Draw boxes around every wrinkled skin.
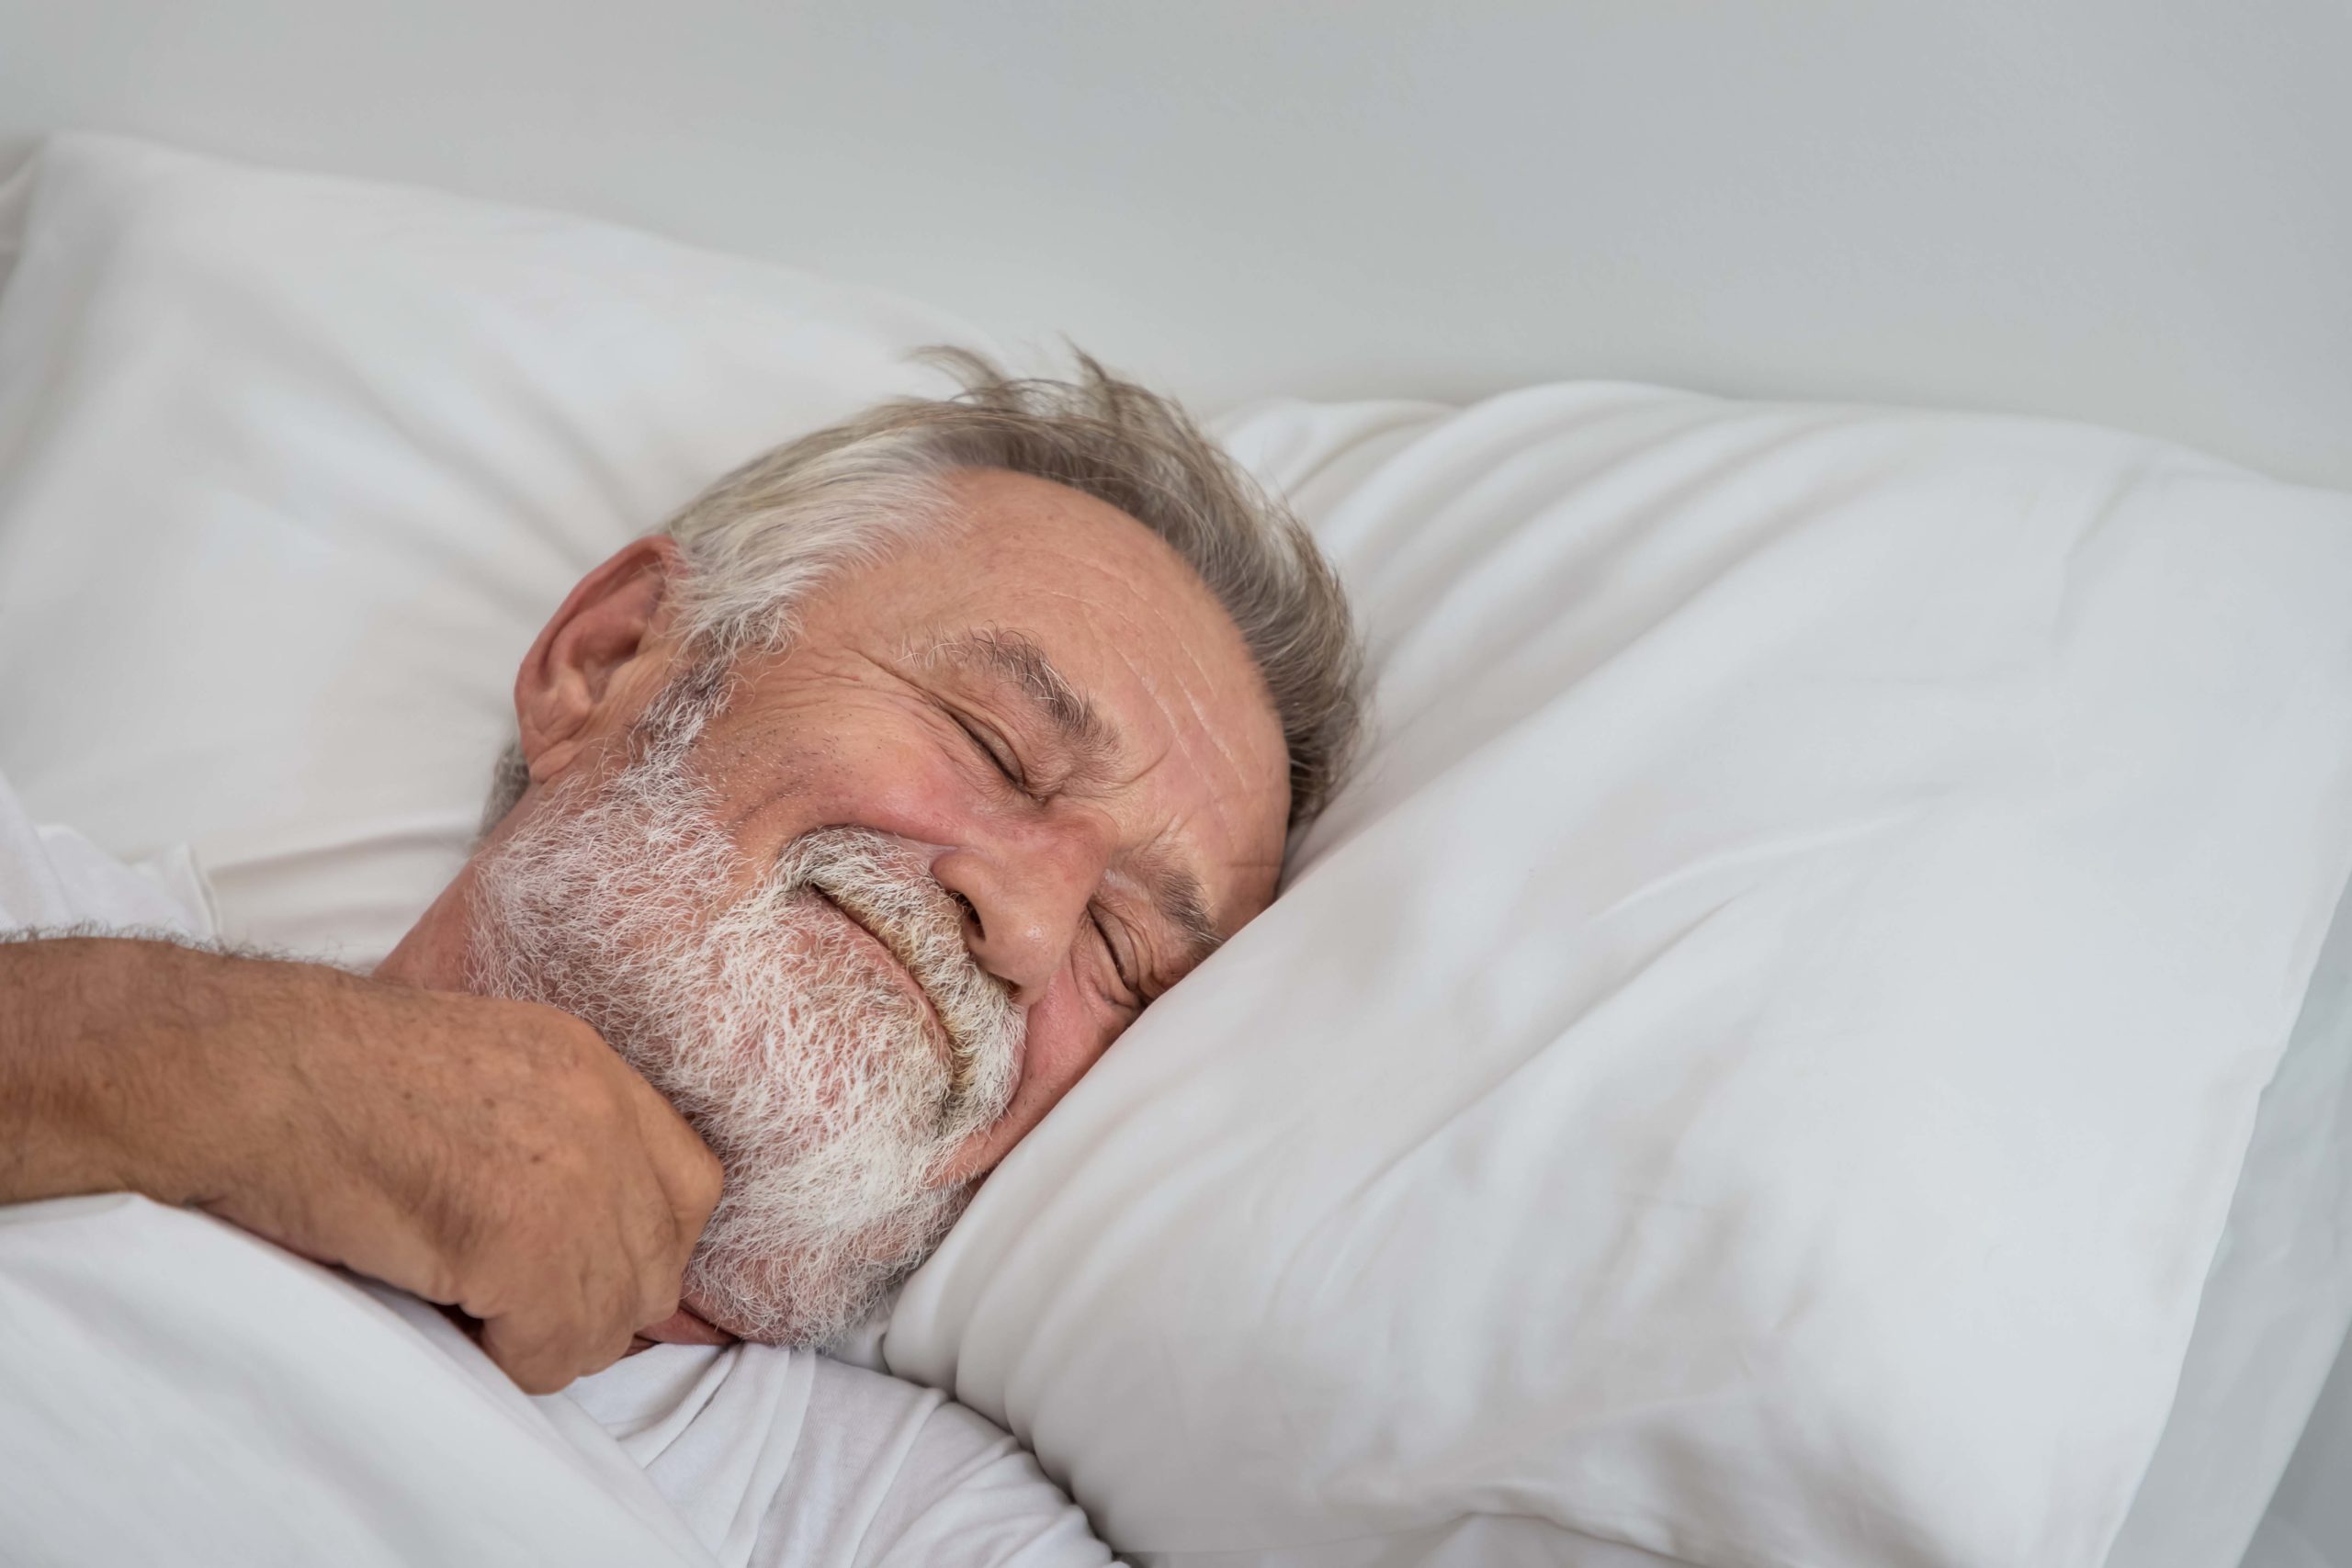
[377,468,1293,1351]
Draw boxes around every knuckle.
[412,1255,469,1309]
[416,1180,496,1285]
[512,1360,569,1396]
[492,1000,609,1077]
[484,1324,572,1395]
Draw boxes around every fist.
[153,953,724,1393]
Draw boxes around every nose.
[930,819,1113,1007]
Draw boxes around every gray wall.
[3,0,2346,488]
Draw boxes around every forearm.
[0,936,279,1207]
[0,932,719,1392]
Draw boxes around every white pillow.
[2117,885,2352,1568]
[0,133,985,961]
[883,392,2352,1568]
[6,135,2352,1568]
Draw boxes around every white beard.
[464,737,1023,1346]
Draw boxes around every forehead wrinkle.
[1122,593,1279,807]
[1080,609,1288,946]
[1137,638,1287,878]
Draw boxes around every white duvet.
[0,1195,718,1567]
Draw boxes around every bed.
[2,8,2349,1565]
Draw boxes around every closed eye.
[1091,906,1142,1004]
[954,712,1027,789]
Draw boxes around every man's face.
[469,468,1291,1342]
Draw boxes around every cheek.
[1015,978,1120,1120]
[937,975,1125,1185]
[726,725,982,850]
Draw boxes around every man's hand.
[0,936,723,1393]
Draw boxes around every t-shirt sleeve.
[786,1355,1117,1568]
[852,1394,1119,1568]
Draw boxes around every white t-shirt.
[0,771,1114,1567]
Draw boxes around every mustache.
[465,756,1021,1344]
[768,828,1023,1134]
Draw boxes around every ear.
[514,536,685,784]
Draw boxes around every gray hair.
[485,348,1363,842]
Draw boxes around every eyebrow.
[935,628,1120,772]
[926,628,1226,976]
[1125,840,1225,976]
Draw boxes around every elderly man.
[0,355,1362,1562]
